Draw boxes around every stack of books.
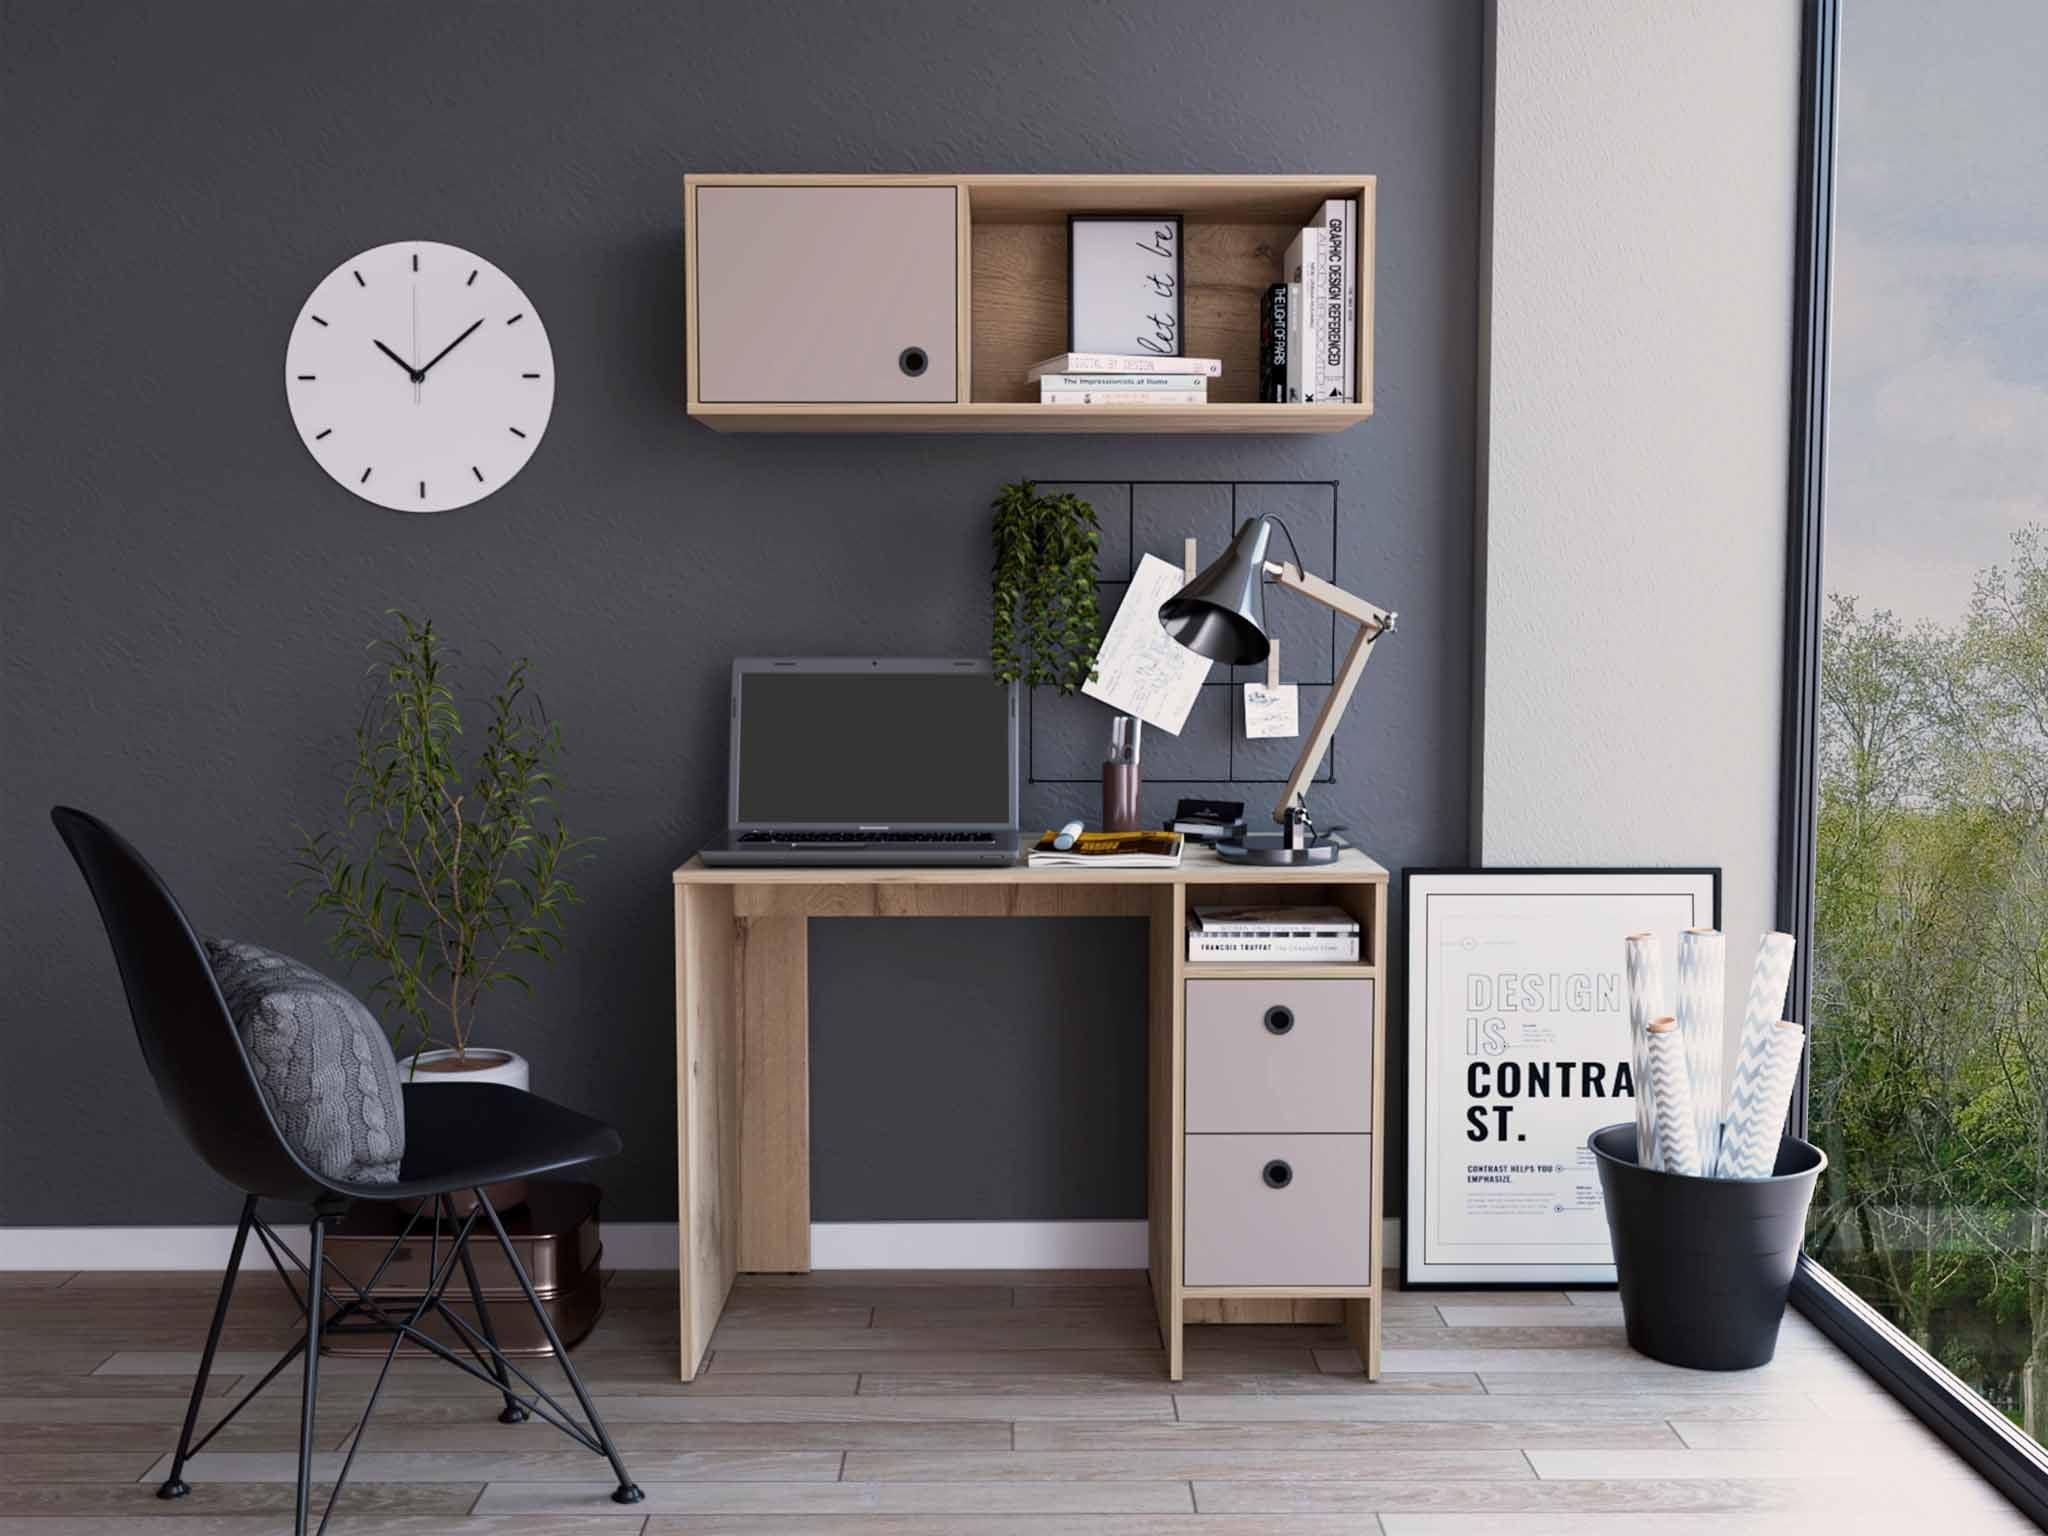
[1186,904,1361,963]
[1027,352,1221,406]
[1265,197,1358,404]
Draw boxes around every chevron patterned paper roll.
[1734,930,1796,1077]
[1644,1017,1701,1176]
[1624,933,1666,1170]
[1675,928,1726,1175]
[1717,1019,1806,1178]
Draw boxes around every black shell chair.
[51,807,643,1534]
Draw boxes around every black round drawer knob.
[898,346,929,377]
[1262,1159,1293,1190]
[1264,1005,1295,1036]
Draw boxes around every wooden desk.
[671,846,1389,1381]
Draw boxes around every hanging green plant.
[990,480,1102,695]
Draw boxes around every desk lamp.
[1159,516,1396,865]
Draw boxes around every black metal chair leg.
[454,1213,528,1424]
[295,1216,327,1536]
[475,1190,642,1505]
[158,1194,257,1499]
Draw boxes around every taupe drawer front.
[1184,1134,1372,1286]
[694,185,958,404]
[1186,979,1373,1133]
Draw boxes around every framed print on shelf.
[1068,214,1184,357]
[1401,867,1721,1289]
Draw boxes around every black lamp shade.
[1158,517,1273,666]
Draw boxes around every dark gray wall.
[0,0,1481,1224]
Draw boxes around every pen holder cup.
[1588,1123,1825,1371]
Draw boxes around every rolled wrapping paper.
[1644,1017,1701,1176]
[1624,933,1666,1170]
[1675,928,1726,1175]
[1717,1020,1806,1179]
[1716,931,1797,1173]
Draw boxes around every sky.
[1824,0,2048,626]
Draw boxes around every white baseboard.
[0,1219,1401,1275]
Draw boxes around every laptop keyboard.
[738,830,999,845]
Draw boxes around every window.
[1787,0,2048,1512]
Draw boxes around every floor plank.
[0,1265,2022,1534]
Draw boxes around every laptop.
[699,658,1022,867]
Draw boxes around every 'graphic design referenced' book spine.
[1310,199,1355,403]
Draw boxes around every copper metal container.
[321,1180,604,1358]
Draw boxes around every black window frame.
[1779,1,2048,1521]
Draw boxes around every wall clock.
[284,241,554,513]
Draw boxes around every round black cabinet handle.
[1262,1159,1293,1190]
[1264,1005,1295,1036]
[898,346,929,377]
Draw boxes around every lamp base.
[1212,833,1342,866]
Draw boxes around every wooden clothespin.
[1183,537,1198,582]
[1266,637,1281,690]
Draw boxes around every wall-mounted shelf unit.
[683,173,1375,435]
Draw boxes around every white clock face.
[284,241,554,513]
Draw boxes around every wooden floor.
[0,1266,2027,1534]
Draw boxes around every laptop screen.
[736,670,1015,826]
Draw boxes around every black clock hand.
[416,318,485,379]
[373,339,423,382]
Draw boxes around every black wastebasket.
[1589,1122,1826,1370]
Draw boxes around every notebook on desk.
[698,657,1022,867]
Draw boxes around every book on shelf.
[1284,280,1303,404]
[1310,198,1356,404]
[1036,374,1208,391]
[1259,282,1289,404]
[1026,352,1224,380]
[1028,829,1184,868]
[1040,386,1208,405]
[1283,225,1326,402]
[1187,903,1361,962]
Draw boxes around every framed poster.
[1068,214,1183,357]
[1402,867,1720,1288]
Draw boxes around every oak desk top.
[673,845,1389,886]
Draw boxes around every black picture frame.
[1398,865,1723,1291]
[1066,213,1185,358]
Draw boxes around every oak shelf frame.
[683,172,1376,435]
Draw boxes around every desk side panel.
[738,915,811,1271]
[1148,882,1184,1379]
[677,881,740,1379]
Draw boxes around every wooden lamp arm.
[1264,561,1395,827]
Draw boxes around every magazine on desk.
[1028,830,1184,868]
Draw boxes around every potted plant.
[295,612,591,1119]
[989,480,1102,695]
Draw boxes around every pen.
[1052,819,1086,851]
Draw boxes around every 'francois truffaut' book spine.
[1259,283,1289,404]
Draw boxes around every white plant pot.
[406,1046,529,1091]
[398,1047,532,1214]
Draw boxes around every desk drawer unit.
[1184,1133,1374,1286]
[1185,979,1373,1132]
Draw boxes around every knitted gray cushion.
[203,939,406,1186]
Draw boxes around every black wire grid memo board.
[1023,481,1342,786]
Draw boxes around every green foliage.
[989,480,1101,695]
[293,613,591,1065]
[1809,531,2048,1437]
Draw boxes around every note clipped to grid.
[1243,683,1299,738]
[1083,553,1212,734]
